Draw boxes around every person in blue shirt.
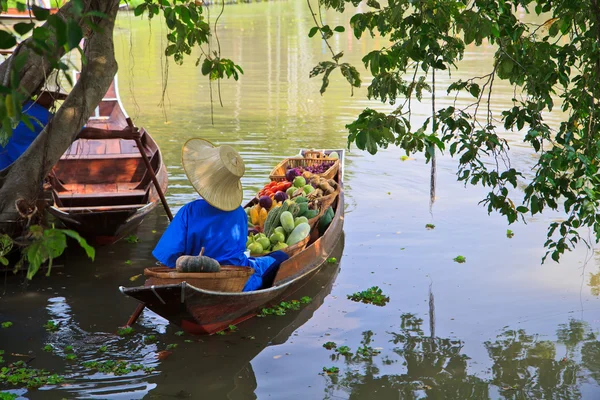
[0,88,67,170]
[152,138,288,292]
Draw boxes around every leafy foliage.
[311,0,600,261]
[347,286,390,306]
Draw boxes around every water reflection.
[321,314,599,399]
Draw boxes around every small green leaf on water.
[1,322,12,329]
[117,326,134,336]
[387,192,391,195]
[65,353,77,361]
[323,341,337,350]
[43,345,53,352]
[184,339,193,343]
[99,346,108,352]
[453,255,466,263]
[400,155,409,161]
[166,343,178,350]
[152,230,157,234]
[336,345,352,356]
[322,366,339,374]
[216,331,226,336]
[425,224,435,230]
[400,247,405,250]
[174,331,184,336]
[506,229,514,238]
[326,257,337,264]
[64,346,73,353]
[124,260,132,265]
[228,325,238,332]
[300,296,312,304]
[125,235,140,243]
[144,335,157,344]
[129,274,142,282]
[43,320,58,332]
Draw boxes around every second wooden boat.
[120,150,344,334]
[47,74,168,245]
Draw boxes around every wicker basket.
[315,186,340,212]
[143,266,253,292]
[269,157,339,182]
[251,233,310,259]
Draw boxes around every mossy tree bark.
[0,0,120,231]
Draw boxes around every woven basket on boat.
[251,234,310,259]
[143,266,253,292]
[315,186,340,212]
[269,157,339,182]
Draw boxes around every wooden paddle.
[125,117,173,327]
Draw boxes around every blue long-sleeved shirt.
[152,199,287,291]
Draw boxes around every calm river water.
[2,2,600,399]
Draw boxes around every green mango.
[274,226,285,236]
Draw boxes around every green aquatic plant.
[323,342,337,350]
[1,322,12,329]
[336,346,352,356]
[326,257,337,263]
[0,361,63,388]
[0,350,4,364]
[82,360,143,376]
[322,366,339,374]
[166,344,178,350]
[507,230,515,239]
[228,325,238,332]
[453,255,467,264]
[42,345,53,353]
[174,331,184,336]
[215,331,226,336]
[300,296,312,304]
[0,392,17,400]
[347,286,390,306]
[125,235,140,243]
[65,353,76,361]
[64,345,73,352]
[144,335,157,344]
[98,346,108,353]
[426,224,436,230]
[43,321,58,332]
[117,326,134,337]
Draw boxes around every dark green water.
[1,2,600,399]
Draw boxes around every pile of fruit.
[247,198,314,255]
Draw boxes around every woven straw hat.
[182,138,245,211]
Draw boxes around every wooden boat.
[47,73,168,245]
[120,150,344,335]
[0,0,59,20]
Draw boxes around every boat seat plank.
[120,139,140,154]
[80,139,106,155]
[105,139,121,155]
[58,189,146,199]
[60,153,143,160]
[57,204,147,212]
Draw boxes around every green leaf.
[334,25,345,33]
[66,19,83,50]
[134,3,147,17]
[61,229,95,261]
[13,22,35,36]
[0,31,16,49]
[308,26,319,38]
[32,5,50,21]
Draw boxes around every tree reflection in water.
[322,314,599,400]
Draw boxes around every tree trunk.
[0,0,121,231]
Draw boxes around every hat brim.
[181,138,244,212]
